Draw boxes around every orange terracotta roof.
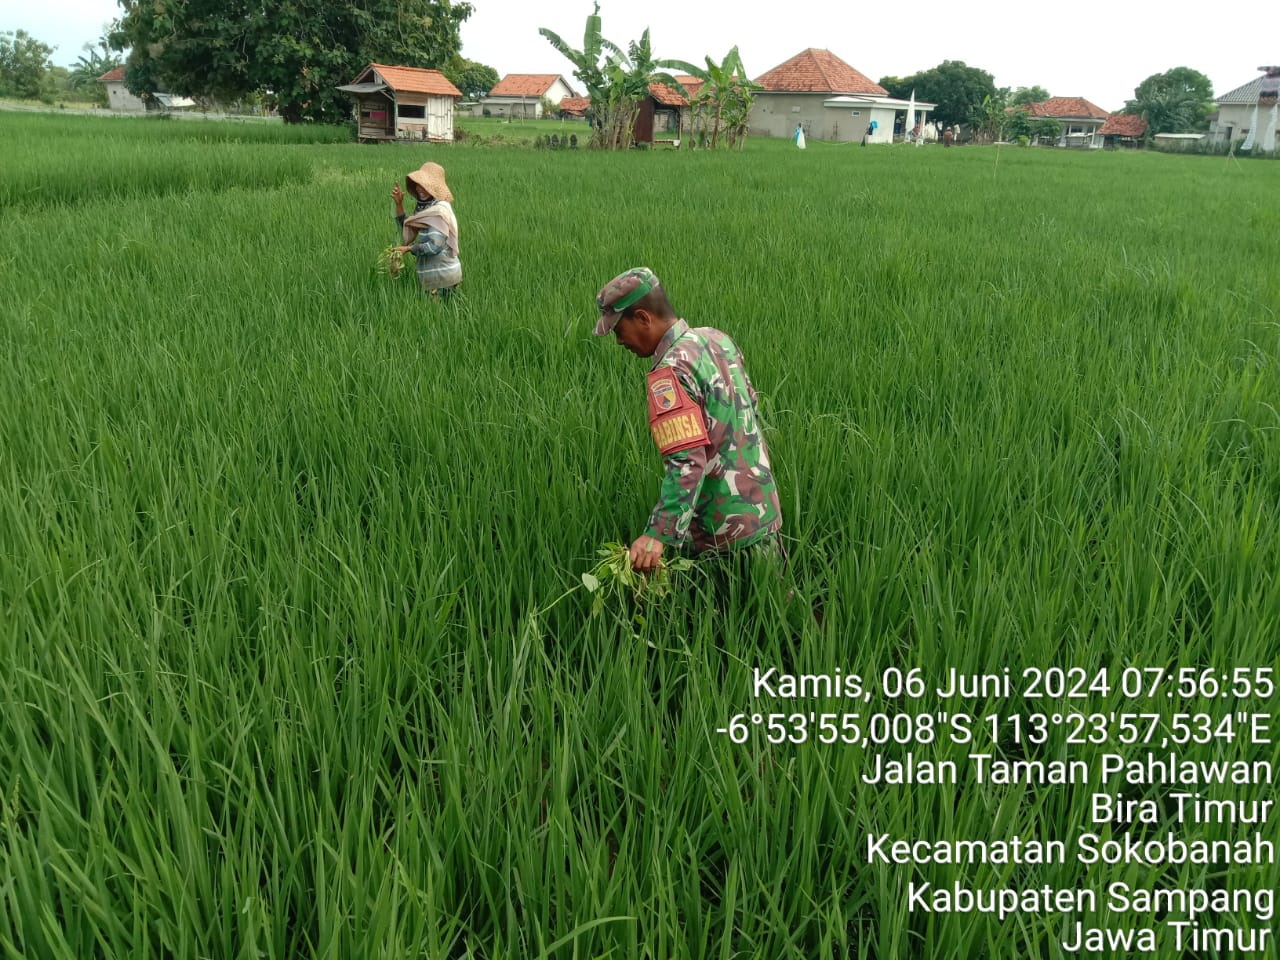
[1023,97,1109,120]
[1098,113,1147,137]
[559,96,590,115]
[755,48,886,95]
[367,63,461,97]
[649,83,689,107]
[673,75,705,99]
[98,66,125,82]
[489,74,565,97]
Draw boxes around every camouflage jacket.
[644,319,782,552]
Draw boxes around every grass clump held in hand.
[580,541,694,618]
[378,244,404,280]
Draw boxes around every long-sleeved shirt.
[644,319,782,552]
[396,205,462,291]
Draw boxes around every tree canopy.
[1011,85,1050,106]
[1124,66,1214,134]
[110,0,473,122]
[879,60,997,131]
[443,56,499,99]
[0,30,55,100]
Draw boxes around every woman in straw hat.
[391,161,461,299]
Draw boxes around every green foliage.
[3,112,1279,958]
[1005,107,1033,141]
[1030,117,1063,143]
[0,29,56,100]
[110,0,473,123]
[540,4,681,148]
[663,46,760,149]
[879,60,997,132]
[971,92,1010,142]
[377,244,405,280]
[442,55,499,99]
[1011,85,1050,106]
[579,543,695,624]
[1124,66,1215,135]
[68,39,121,92]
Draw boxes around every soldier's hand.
[629,534,665,574]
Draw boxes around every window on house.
[398,104,426,119]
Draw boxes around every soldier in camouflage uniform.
[594,267,783,574]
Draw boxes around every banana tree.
[68,39,122,92]
[540,3,618,147]
[662,46,758,149]
[541,5,680,149]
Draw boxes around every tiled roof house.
[1210,69,1279,148]
[481,74,577,118]
[98,65,195,113]
[1017,97,1109,147]
[1097,113,1148,147]
[750,48,932,143]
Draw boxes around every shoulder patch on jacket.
[647,368,708,456]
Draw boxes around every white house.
[97,67,196,112]
[749,49,933,143]
[479,74,578,119]
[1209,69,1279,150]
[1019,97,1110,148]
[97,66,146,112]
[337,63,462,142]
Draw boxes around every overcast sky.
[14,0,1274,112]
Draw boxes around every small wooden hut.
[338,63,462,143]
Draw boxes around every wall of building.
[395,93,455,141]
[105,82,146,113]
[1211,103,1260,143]
[751,93,904,142]
[480,97,544,119]
[545,78,576,105]
[750,93,832,139]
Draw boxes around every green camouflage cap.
[595,267,659,336]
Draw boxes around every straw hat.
[405,162,453,203]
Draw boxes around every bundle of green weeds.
[377,244,404,280]
[580,541,695,617]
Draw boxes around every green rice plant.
[0,115,1277,958]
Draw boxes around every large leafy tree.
[1124,66,1214,134]
[1011,85,1050,106]
[110,0,472,123]
[0,30,55,100]
[540,4,681,149]
[443,56,498,99]
[879,60,997,132]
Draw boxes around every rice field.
[1,111,1278,959]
